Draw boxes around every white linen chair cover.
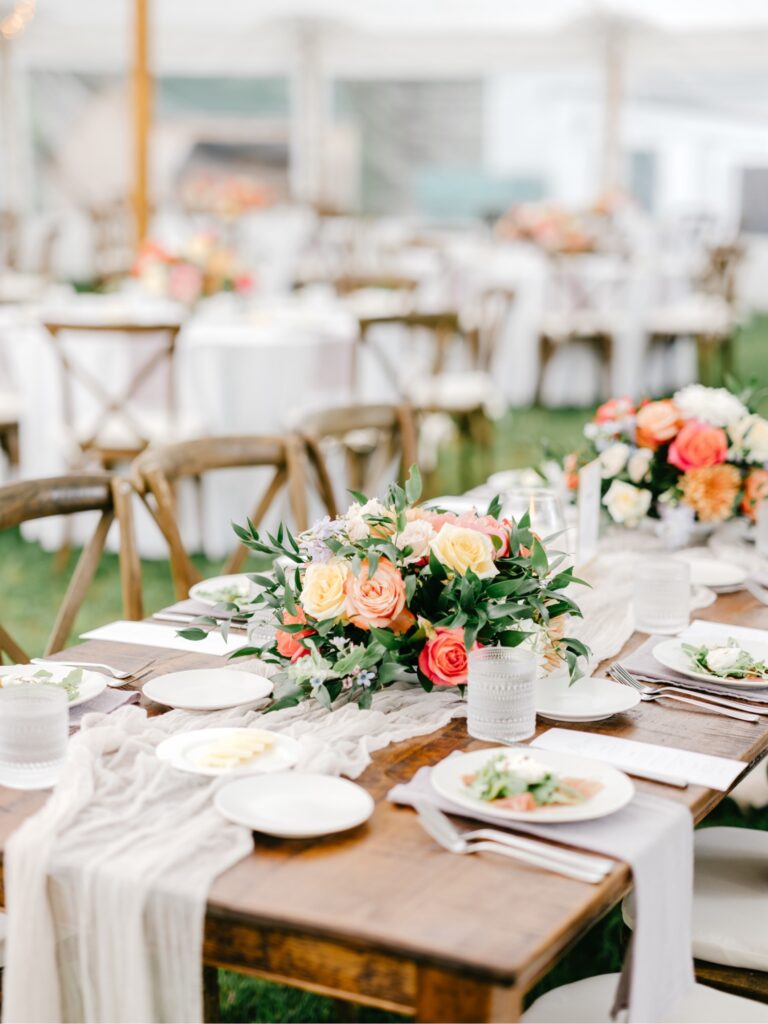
[623,827,768,972]
[523,973,768,1023]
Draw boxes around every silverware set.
[414,800,614,884]
[30,657,154,685]
[608,664,763,722]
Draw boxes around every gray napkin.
[70,689,140,731]
[621,635,768,704]
[389,765,695,1024]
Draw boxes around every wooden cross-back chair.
[43,320,182,469]
[0,474,141,662]
[358,309,464,388]
[467,285,516,372]
[333,273,420,298]
[297,403,419,517]
[129,435,311,600]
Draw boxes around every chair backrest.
[358,309,464,381]
[129,435,311,599]
[333,274,420,297]
[468,286,516,372]
[297,403,419,516]
[43,321,181,465]
[0,474,142,661]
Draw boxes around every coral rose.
[301,560,349,621]
[595,397,635,424]
[679,464,740,522]
[635,400,683,450]
[668,420,728,471]
[430,523,499,579]
[418,627,478,687]
[275,608,313,662]
[741,469,768,522]
[455,511,510,557]
[344,557,410,631]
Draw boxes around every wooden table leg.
[416,966,523,1023]
[203,965,221,1023]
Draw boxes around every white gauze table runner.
[2,668,467,1024]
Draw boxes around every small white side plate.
[536,675,640,722]
[156,727,300,777]
[189,574,260,608]
[215,773,374,838]
[143,669,272,711]
[675,554,747,589]
[431,746,634,824]
[0,663,108,709]
[653,638,768,690]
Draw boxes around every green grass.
[3,317,768,1020]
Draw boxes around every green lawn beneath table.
[2,316,768,1021]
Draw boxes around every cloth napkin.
[69,688,140,731]
[389,764,695,1024]
[621,623,768,703]
[80,620,245,655]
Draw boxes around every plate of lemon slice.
[156,727,301,777]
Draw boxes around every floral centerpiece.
[185,469,588,711]
[496,202,595,254]
[133,233,255,305]
[179,172,274,219]
[566,384,768,543]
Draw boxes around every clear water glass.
[757,499,768,559]
[498,487,566,540]
[633,558,690,635]
[0,684,69,790]
[467,647,538,744]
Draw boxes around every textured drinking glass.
[498,487,566,539]
[633,559,690,635]
[467,647,538,744]
[0,684,69,789]
[757,499,768,559]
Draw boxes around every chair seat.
[646,295,734,338]
[406,371,501,414]
[623,827,768,972]
[540,310,619,339]
[523,972,768,1023]
[0,391,22,423]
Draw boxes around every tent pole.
[131,0,151,244]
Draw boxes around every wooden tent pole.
[132,0,151,244]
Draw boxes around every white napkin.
[389,765,695,1024]
[532,729,746,791]
[69,689,140,731]
[80,620,244,655]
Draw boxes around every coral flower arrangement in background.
[566,384,768,543]
[184,469,587,710]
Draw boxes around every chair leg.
[536,336,554,406]
[202,965,220,1023]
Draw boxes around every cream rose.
[602,480,652,527]
[599,442,630,479]
[429,523,498,579]
[300,560,349,621]
[394,519,436,564]
[627,447,654,484]
[730,413,768,464]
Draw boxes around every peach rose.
[668,420,728,472]
[275,608,313,662]
[418,627,478,687]
[635,400,683,450]
[455,511,510,557]
[344,557,409,631]
[595,396,635,424]
[564,452,579,491]
[407,507,459,532]
[741,469,768,522]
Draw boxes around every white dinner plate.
[675,554,747,590]
[143,669,272,711]
[536,675,640,722]
[0,663,108,709]
[156,727,301,777]
[215,773,374,838]
[431,746,634,824]
[653,638,768,690]
[189,574,260,608]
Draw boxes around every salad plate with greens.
[0,664,108,707]
[189,573,262,610]
[431,747,634,823]
[653,636,768,689]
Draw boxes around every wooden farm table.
[0,593,767,1022]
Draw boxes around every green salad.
[682,638,768,680]
[463,752,597,811]
[196,584,254,607]
[0,668,84,702]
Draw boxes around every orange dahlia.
[678,464,741,523]
[741,469,768,522]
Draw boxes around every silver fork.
[612,663,768,717]
[416,800,614,877]
[609,666,759,722]
[413,801,607,884]
[31,658,153,681]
